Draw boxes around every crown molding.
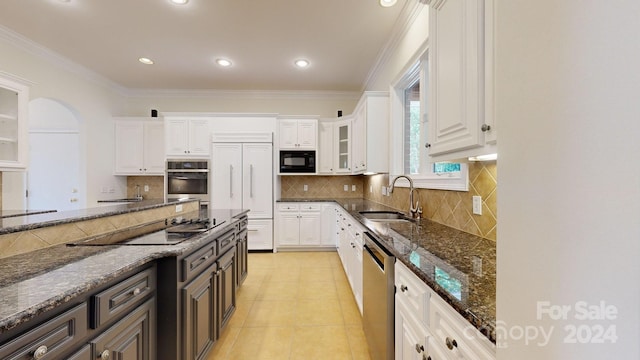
[0,24,128,95]
[124,88,361,101]
[362,0,426,91]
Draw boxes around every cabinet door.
[318,121,334,174]
[320,204,336,246]
[217,249,236,331]
[188,119,210,155]
[395,301,429,360]
[242,143,273,218]
[165,119,189,156]
[296,119,317,149]
[278,119,298,149]
[277,213,300,246]
[247,219,273,250]
[299,212,321,246]
[351,108,365,173]
[91,298,156,360]
[236,229,248,287]
[182,265,216,360]
[0,76,28,169]
[211,143,243,209]
[334,119,351,173]
[142,122,165,174]
[115,121,144,174]
[428,0,484,156]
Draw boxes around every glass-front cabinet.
[335,117,351,173]
[0,76,29,169]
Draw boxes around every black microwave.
[279,150,316,173]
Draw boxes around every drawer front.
[298,203,321,212]
[277,203,299,212]
[395,261,430,326]
[181,241,217,282]
[217,229,237,256]
[67,344,91,360]
[91,268,156,329]
[237,216,248,232]
[0,303,87,360]
[429,294,496,359]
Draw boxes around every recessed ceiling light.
[379,0,397,7]
[138,57,154,65]
[216,58,232,67]
[294,59,310,68]
[170,0,188,4]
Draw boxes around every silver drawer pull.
[100,349,110,359]
[131,288,141,296]
[415,343,424,353]
[32,345,48,360]
[400,285,408,292]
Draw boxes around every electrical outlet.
[344,185,349,192]
[176,204,183,213]
[472,256,483,276]
[144,185,149,192]
[381,186,387,196]
[303,184,308,192]
[472,196,482,215]
[351,185,356,192]
[369,185,373,193]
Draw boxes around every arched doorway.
[27,98,82,211]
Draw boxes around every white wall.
[496,1,640,358]
[0,37,128,208]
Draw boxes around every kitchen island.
[0,200,248,360]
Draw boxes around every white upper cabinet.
[114,118,164,175]
[165,118,210,157]
[334,118,352,173]
[0,76,29,170]
[278,118,317,149]
[351,92,389,174]
[318,120,335,174]
[427,0,496,160]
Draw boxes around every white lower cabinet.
[275,203,324,248]
[247,220,273,250]
[395,261,495,360]
[335,207,363,314]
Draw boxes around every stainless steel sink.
[359,211,413,222]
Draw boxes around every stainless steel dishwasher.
[363,232,395,360]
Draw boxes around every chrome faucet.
[389,175,422,219]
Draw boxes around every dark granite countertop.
[279,198,496,343]
[0,198,199,235]
[0,207,249,334]
[0,210,57,219]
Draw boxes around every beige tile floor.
[207,251,372,360]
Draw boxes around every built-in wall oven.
[166,159,209,206]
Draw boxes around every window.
[389,47,468,191]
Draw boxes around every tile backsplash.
[280,176,364,199]
[127,176,165,200]
[363,161,497,241]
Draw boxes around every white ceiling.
[0,0,409,92]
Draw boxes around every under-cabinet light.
[468,153,498,161]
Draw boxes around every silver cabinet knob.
[425,143,431,149]
[100,349,110,359]
[445,337,458,350]
[132,287,141,296]
[415,343,424,353]
[32,345,48,360]
[481,124,491,132]
[400,285,408,292]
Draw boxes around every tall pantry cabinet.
[211,133,273,250]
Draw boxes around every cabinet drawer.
[395,261,430,326]
[91,268,156,328]
[181,241,217,282]
[277,203,299,211]
[217,229,236,256]
[236,216,248,232]
[67,344,91,360]
[0,303,87,360]
[429,294,496,359]
[298,203,321,212]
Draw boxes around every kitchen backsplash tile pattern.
[0,201,199,259]
[127,176,165,200]
[363,161,497,241]
[280,176,364,199]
